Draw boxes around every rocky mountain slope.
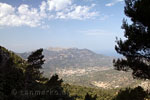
[18,47,113,72]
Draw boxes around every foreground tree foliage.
[84,93,97,100]
[113,0,150,79]
[0,46,120,100]
[113,0,150,99]
[0,47,74,100]
[25,48,47,90]
[0,46,25,100]
[0,44,150,100]
[63,84,117,100]
[113,86,147,100]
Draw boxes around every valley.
[18,47,150,90]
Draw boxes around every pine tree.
[46,74,63,88]
[113,86,147,100]
[0,46,24,100]
[45,74,74,100]
[84,93,97,100]
[114,0,150,79]
[25,48,46,90]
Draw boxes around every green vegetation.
[113,86,147,100]
[1,1,150,99]
[1,0,150,99]
[0,45,150,100]
[61,69,140,88]
[0,46,72,100]
[114,0,150,79]
[0,46,27,70]
[0,46,26,100]
[63,84,150,100]
[63,84,117,100]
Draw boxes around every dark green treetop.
[114,0,150,79]
[27,48,45,69]
[25,48,46,90]
[84,93,97,100]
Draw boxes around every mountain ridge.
[17,47,113,72]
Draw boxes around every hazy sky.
[0,0,126,56]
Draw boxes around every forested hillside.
[17,48,147,89]
[0,46,73,100]
[1,46,150,100]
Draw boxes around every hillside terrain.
[1,46,150,100]
[0,46,26,70]
[17,47,150,89]
[53,67,145,89]
[18,47,113,71]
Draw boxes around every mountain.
[18,47,113,72]
[1,45,150,100]
[17,47,150,89]
[2,46,150,90]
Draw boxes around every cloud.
[56,4,98,20]
[0,0,99,27]
[0,3,43,27]
[39,1,47,18]
[17,4,42,27]
[46,0,98,20]
[47,0,72,11]
[105,0,123,7]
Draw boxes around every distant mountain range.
[18,47,113,72]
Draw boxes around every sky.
[0,0,126,56]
